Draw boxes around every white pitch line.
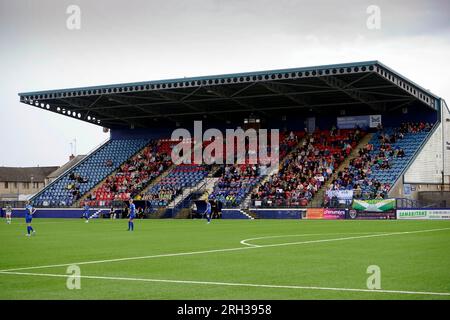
[249,227,450,249]
[0,271,449,297]
[3,221,70,226]
[240,232,386,247]
[0,246,255,273]
[1,227,449,273]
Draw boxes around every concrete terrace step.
[200,177,221,200]
[221,208,254,219]
[169,177,209,207]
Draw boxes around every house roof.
[0,166,59,182]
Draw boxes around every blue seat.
[31,139,149,207]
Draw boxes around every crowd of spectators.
[209,130,303,207]
[66,172,89,201]
[86,140,172,206]
[210,164,259,206]
[326,142,391,201]
[142,164,208,207]
[141,185,181,206]
[327,122,432,201]
[251,129,362,207]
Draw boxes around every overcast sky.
[0,0,449,167]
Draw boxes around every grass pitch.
[0,218,449,300]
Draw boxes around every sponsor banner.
[326,190,353,202]
[403,184,412,196]
[323,208,346,220]
[306,208,324,219]
[250,208,304,219]
[337,115,381,129]
[352,199,396,212]
[347,209,396,220]
[369,115,382,128]
[397,209,450,220]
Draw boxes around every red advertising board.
[306,208,324,219]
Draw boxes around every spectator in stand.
[375,193,384,200]
[137,207,144,219]
[92,140,173,206]
[329,122,427,200]
[252,128,362,207]
[109,206,116,219]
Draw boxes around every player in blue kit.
[205,200,212,224]
[127,199,135,231]
[24,201,36,236]
[82,202,90,223]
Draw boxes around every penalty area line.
[0,271,449,297]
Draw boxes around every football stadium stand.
[326,122,432,203]
[208,131,304,207]
[18,61,450,215]
[84,139,174,206]
[142,164,209,207]
[31,139,148,207]
[251,129,363,207]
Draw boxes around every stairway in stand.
[309,133,373,207]
[241,134,308,208]
[74,142,151,207]
[74,167,121,207]
[199,177,221,200]
[138,163,176,195]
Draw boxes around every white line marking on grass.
[0,247,256,272]
[5,221,70,226]
[1,227,449,273]
[248,227,450,249]
[240,232,386,247]
[1,271,449,297]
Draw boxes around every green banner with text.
[352,199,396,212]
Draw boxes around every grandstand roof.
[18,61,441,129]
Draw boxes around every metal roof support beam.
[319,75,385,112]
[342,72,374,89]
[55,95,131,127]
[260,82,311,108]
[389,99,416,112]
[84,95,139,127]
[152,91,202,112]
[152,90,227,121]
[101,97,411,122]
[78,85,397,112]
[108,94,178,123]
[205,86,269,117]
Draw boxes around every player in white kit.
[5,204,12,224]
